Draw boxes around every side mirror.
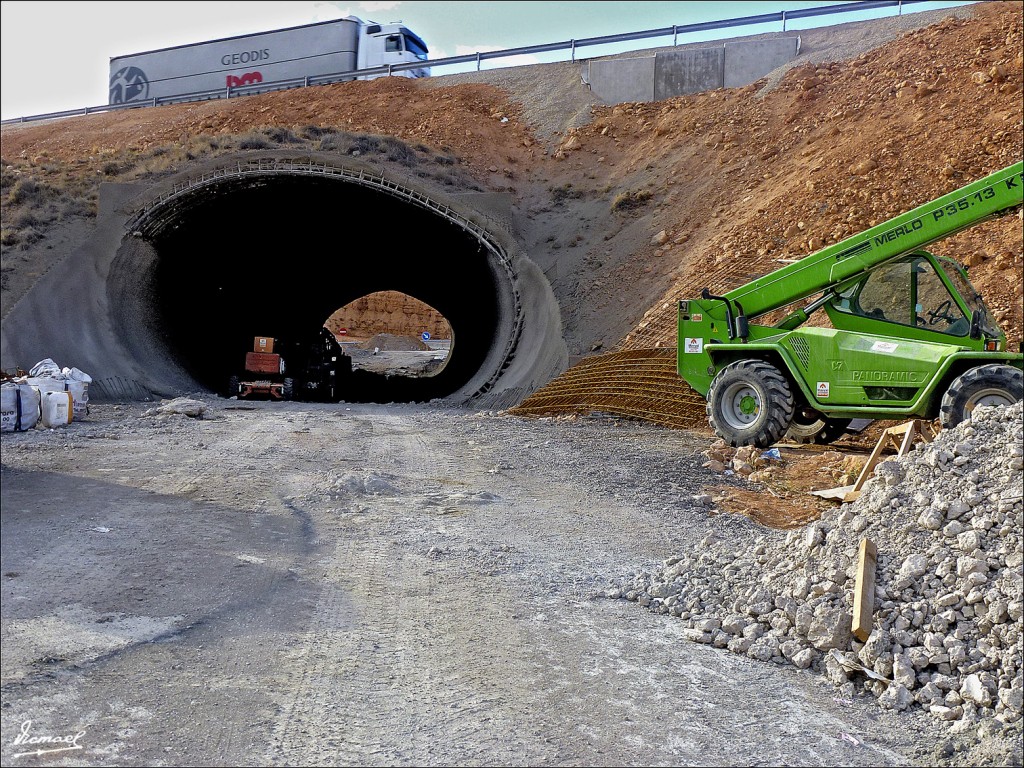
[969,309,983,340]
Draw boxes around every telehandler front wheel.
[940,364,1023,429]
[707,360,794,448]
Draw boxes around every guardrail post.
[476,52,481,71]
[782,10,787,31]
[898,0,903,14]
[571,39,576,62]
[673,25,678,46]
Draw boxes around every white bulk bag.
[62,367,93,383]
[1,382,41,432]
[29,358,62,378]
[64,379,89,419]
[24,376,66,396]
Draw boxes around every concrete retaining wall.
[588,36,799,104]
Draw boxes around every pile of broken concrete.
[611,400,1023,733]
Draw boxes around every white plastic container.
[1,382,41,431]
[40,390,73,428]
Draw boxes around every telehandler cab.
[678,161,1024,447]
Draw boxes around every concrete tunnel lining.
[0,153,568,406]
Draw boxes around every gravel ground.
[0,397,1004,766]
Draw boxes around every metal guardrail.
[2,0,951,126]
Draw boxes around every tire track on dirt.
[267,410,565,765]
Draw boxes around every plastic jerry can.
[40,390,73,428]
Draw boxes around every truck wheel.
[940,364,1023,429]
[707,360,794,448]
[282,377,295,401]
[227,375,240,398]
[785,412,853,445]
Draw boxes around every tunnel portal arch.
[117,156,525,403]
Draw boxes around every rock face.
[614,401,1024,734]
[325,291,450,341]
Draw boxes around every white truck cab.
[355,19,430,79]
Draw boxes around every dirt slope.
[1,1,1021,377]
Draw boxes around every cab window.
[385,35,402,53]
[404,35,428,59]
[835,256,969,336]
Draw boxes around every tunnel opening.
[326,290,453,380]
[142,172,507,403]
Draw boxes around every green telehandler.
[677,161,1024,447]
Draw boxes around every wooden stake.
[852,538,877,642]
[842,420,935,502]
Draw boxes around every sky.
[0,0,972,121]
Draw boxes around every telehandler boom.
[677,161,1023,447]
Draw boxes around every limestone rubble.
[613,401,1023,736]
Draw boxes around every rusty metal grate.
[509,348,709,429]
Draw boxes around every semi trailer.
[109,16,429,106]
[677,161,1024,447]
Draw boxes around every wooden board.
[852,538,877,642]
[812,419,937,503]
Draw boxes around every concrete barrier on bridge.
[724,37,801,88]
[587,56,655,105]
[587,36,800,104]
[654,47,725,102]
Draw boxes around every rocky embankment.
[611,401,1023,738]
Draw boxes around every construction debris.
[813,420,937,502]
[609,401,1023,731]
[143,398,209,418]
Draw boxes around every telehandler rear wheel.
[940,364,1023,428]
[707,360,794,448]
[785,411,853,445]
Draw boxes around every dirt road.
[1,400,957,765]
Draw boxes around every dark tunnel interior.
[148,176,503,402]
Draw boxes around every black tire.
[282,377,295,401]
[707,359,794,448]
[227,375,240,398]
[940,364,1023,429]
[785,411,853,445]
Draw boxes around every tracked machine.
[677,162,1024,447]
